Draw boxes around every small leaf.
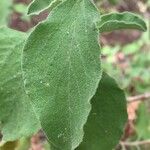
[28,0,62,15]
[0,0,12,26]
[76,73,127,150]
[13,4,28,15]
[0,27,40,142]
[97,12,147,33]
[22,0,101,149]
[135,102,150,139]
[0,141,18,150]
[15,137,31,150]
[0,137,30,150]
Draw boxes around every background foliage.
[0,0,149,150]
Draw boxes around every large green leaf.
[22,0,101,149]
[77,73,127,150]
[97,12,147,33]
[0,0,12,26]
[28,0,62,15]
[0,27,40,142]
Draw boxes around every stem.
[127,92,150,102]
[120,140,150,147]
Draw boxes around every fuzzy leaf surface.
[97,12,147,33]
[22,0,101,149]
[0,27,40,142]
[77,73,127,150]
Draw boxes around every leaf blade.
[22,0,101,149]
[77,73,127,150]
[0,27,40,142]
[0,0,12,26]
[27,0,62,15]
[136,102,150,139]
[97,12,147,33]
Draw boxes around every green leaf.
[22,0,101,149]
[28,0,62,15]
[13,4,28,15]
[97,12,147,33]
[76,73,127,150]
[0,27,40,142]
[135,102,150,139]
[44,141,51,150]
[0,137,30,150]
[0,0,12,26]
[0,141,17,150]
[15,137,31,150]
[28,0,53,15]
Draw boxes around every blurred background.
[0,0,150,149]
